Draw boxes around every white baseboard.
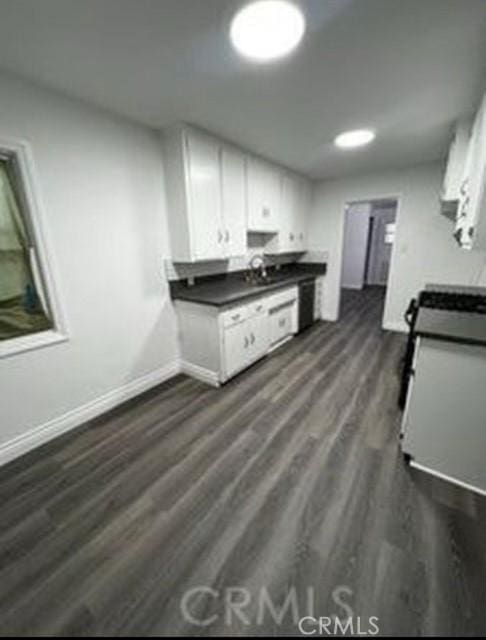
[180,360,220,387]
[268,334,293,353]
[410,461,486,498]
[0,359,181,468]
[382,320,407,334]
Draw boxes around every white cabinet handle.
[299,232,304,240]
[250,333,255,344]
[232,313,241,321]
[262,206,270,218]
[244,336,249,348]
[453,227,463,246]
[225,230,230,242]
[255,304,263,312]
[289,232,294,241]
[218,229,223,243]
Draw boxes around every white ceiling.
[0,0,485,179]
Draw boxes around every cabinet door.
[296,179,310,251]
[281,173,298,251]
[221,147,247,257]
[270,305,293,345]
[247,312,270,363]
[456,97,486,249]
[289,178,308,252]
[186,131,224,260]
[442,121,471,202]
[223,320,250,379]
[247,157,280,232]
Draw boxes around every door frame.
[336,193,402,328]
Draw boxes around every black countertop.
[170,264,326,307]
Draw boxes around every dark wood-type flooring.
[0,287,485,636]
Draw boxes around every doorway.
[340,198,398,316]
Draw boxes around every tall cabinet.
[164,126,247,262]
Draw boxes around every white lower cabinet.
[246,311,270,363]
[223,320,250,379]
[175,286,298,385]
[269,305,293,346]
[222,305,269,379]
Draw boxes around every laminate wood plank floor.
[1,287,485,636]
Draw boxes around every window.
[0,141,66,355]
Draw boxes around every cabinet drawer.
[221,306,249,328]
[248,299,268,316]
[221,297,268,328]
[266,286,298,309]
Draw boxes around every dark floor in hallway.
[0,287,485,636]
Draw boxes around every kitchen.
[0,0,486,637]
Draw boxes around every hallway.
[0,288,485,636]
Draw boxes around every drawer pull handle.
[232,313,240,321]
[244,336,249,348]
[250,333,255,345]
[255,304,263,312]
[453,227,463,246]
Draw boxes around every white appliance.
[401,285,486,495]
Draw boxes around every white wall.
[308,162,486,330]
[0,72,179,461]
[341,202,371,289]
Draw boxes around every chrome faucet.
[248,253,267,282]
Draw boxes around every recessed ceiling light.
[230,0,306,63]
[334,129,376,149]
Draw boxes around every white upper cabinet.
[247,157,281,232]
[266,172,311,254]
[164,124,311,261]
[164,126,225,262]
[185,130,223,260]
[295,178,311,251]
[220,145,247,258]
[454,95,486,250]
[441,120,471,203]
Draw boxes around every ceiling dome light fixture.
[230,0,306,63]
[334,129,376,149]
